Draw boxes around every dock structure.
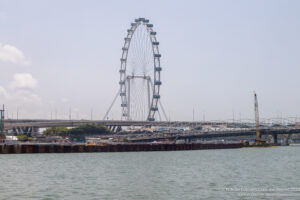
[0,143,243,154]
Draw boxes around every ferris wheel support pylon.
[127,78,131,120]
[158,99,168,121]
[103,88,121,120]
[147,78,151,112]
[148,77,168,121]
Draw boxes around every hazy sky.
[0,0,300,121]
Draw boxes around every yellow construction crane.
[253,92,271,146]
[243,92,272,147]
[254,92,261,144]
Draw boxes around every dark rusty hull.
[0,143,243,154]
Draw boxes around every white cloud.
[0,86,9,99]
[0,74,41,109]
[12,90,41,104]
[0,43,31,66]
[10,73,38,89]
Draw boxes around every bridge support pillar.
[283,134,291,146]
[116,126,122,133]
[273,134,278,144]
[185,138,191,143]
[32,127,40,137]
[11,126,38,137]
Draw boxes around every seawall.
[0,143,243,154]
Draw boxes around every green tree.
[17,134,32,141]
[68,124,111,136]
[43,127,69,136]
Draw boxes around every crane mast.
[0,105,4,139]
[254,92,261,143]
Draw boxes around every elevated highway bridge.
[128,128,300,143]
[3,119,300,144]
[4,119,253,129]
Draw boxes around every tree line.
[43,124,111,137]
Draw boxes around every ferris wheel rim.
[119,18,162,121]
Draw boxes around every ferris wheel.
[103,18,167,121]
[119,18,162,121]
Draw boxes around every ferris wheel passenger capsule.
[151,107,158,111]
[152,42,159,45]
[147,24,153,28]
[131,23,136,26]
[154,54,161,58]
[150,32,157,35]
[121,103,127,107]
[154,81,162,85]
[148,117,155,121]
[143,19,149,23]
[120,92,126,96]
[155,67,162,71]
[153,94,160,99]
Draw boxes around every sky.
[0,0,300,121]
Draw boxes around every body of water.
[1,146,300,199]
